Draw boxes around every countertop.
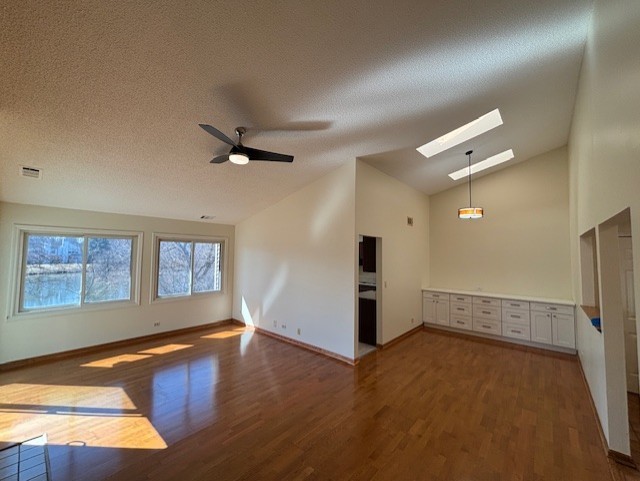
[358,290,376,300]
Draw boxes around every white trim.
[9,224,143,320]
[150,233,228,304]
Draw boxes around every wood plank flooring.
[0,325,620,480]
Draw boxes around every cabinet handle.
[482,324,491,329]
[457,307,465,311]
[456,320,464,325]
[549,307,557,311]
[511,315,521,319]
[512,329,521,334]
[482,300,490,304]
[482,310,491,315]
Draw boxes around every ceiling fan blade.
[210,154,229,164]
[243,146,294,163]
[199,124,237,147]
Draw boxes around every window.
[16,227,142,314]
[154,236,224,299]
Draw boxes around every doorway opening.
[618,215,639,463]
[597,208,638,464]
[357,235,381,357]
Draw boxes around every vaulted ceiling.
[0,0,593,224]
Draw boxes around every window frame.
[10,225,143,319]
[151,233,226,303]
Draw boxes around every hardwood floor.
[0,325,621,480]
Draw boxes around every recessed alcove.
[580,228,601,331]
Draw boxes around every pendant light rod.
[458,149,483,219]
[466,150,473,207]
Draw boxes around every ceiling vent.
[20,166,42,179]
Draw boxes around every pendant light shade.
[458,150,483,219]
[458,207,484,219]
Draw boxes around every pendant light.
[458,150,483,219]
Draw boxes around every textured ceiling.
[0,0,593,224]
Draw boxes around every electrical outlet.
[281,323,287,329]
[273,320,277,327]
[411,318,415,324]
[153,322,160,327]
[297,328,301,335]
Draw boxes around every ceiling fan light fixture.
[229,152,249,165]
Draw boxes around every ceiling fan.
[199,124,294,164]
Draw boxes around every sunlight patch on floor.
[81,353,152,368]
[201,327,246,339]
[138,343,193,355]
[0,384,166,450]
[0,411,167,449]
[0,384,137,410]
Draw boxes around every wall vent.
[20,166,42,179]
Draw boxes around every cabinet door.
[531,311,552,345]
[358,298,377,345]
[552,313,576,349]
[436,300,450,326]
[423,298,437,324]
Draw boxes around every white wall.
[568,0,640,454]
[355,160,429,343]
[0,202,234,364]
[233,162,356,360]
[429,147,572,299]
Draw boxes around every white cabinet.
[423,292,450,326]
[472,299,502,335]
[422,289,576,352]
[450,298,472,331]
[553,313,576,349]
[530,303,576,349]
[531,310,553,344]
[502,300,530,341]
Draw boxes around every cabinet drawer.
[473,304,501,321]
[450,294,472,303]
[501,308,530,325]
[423,291,450,301]
[503,322,531,341]
[501,299,530,310]
[450,314,472,331]
[473,319,502,335]
[450,302,472,316]
[530,302,574,316]
[473,296,501,307]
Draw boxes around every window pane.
[85,237,133,303]
[22,235,83,310]
[193,242,221,293]
[158,241,192,297]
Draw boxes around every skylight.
[448,149,515,180]
[417,109,503,158]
